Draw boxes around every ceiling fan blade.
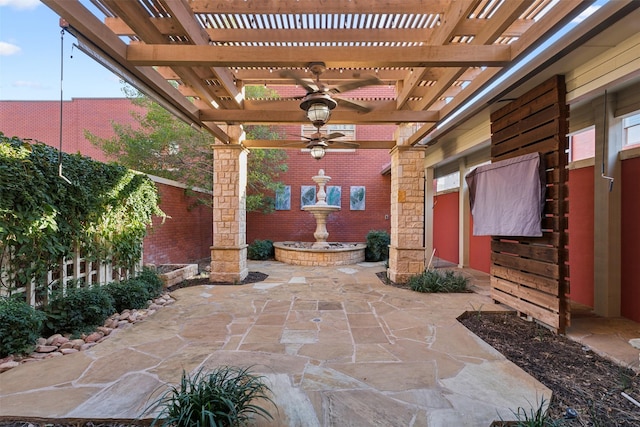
[335,96,373,113]
[324,132,345,140]
[281,140,312,147]
[290,134,314,141]
[280,70,318,93]
[331,75,382,94]
[327,141,360,148]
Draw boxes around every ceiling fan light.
[309,145,326,160]
[306,102,332,126]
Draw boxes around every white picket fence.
[1,248,141,307]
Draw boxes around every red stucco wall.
[433,191,459,264]
[621,156,640,322]
[469,214,491,273]
[429,190,492,272]
[143,181,213,265]
[567,166,595,307]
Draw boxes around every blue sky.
[0,0,126,100]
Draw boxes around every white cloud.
[12,80,47,90]
[0,41,20,56]
[0,0,40,10]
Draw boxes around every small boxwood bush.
[105,278,151,313]
[43,285,115,336]
[408,269,469,293]
[247,239,274,260]
[0,297,46,357]
[365,230,390,261]
[137,266,164,299]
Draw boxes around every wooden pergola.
[41,0,640,332]
[42,0,601,149]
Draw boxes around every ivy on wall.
[0,133,164,294]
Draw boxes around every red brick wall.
[0,98,141,162]
[144,179,213,265]
[3,99,396,262]
[433,191,459,264]
[247,148,392,243]
[1,99,212,265]
[621,156,640,323]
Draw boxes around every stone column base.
[210,245,249,283]
[387,246,426,284]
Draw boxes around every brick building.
[0,97,394,260]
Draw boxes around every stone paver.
[0,260,551,426]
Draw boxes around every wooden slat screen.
[489,75,569,333]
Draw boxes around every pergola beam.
[106,20,535,43]
[243,140,396,150]
[396,0,476,109]
[199,108,438,124]
[410,0,535,112]
[189,0,449,14]
[41,1,210,129]
[126,45,512,68]
[159,0,242,109]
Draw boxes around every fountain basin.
[274,241,366,266]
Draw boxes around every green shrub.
[247,239,274,260]
[0,134,164,292]
[151,366,275,427]
[365,230,390,261]
[43,285,115,336]
[0,297,46,357]
[137,266,164,299]
[408,269,469,293]
[105,278,151,313]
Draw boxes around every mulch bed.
[459,311,640,426]
[379,273,640,426]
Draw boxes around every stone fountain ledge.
[274,241,366,266]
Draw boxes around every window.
[301,124,356,141]
[623,113,640,148]
[435,172,459,192]
[569,127,595,162]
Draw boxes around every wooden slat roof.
[42,0,633,147]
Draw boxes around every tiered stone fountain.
[274,169,366,266]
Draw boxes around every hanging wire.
[58,28,72,184]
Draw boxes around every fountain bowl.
[274,241,366,266]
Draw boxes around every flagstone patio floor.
[0,260,636,426]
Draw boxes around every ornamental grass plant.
[150,366,275,427]
[408,269,469,293]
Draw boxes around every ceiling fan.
[306,131,358,160]
[301,130,359,149]
[285,128,360,160]
[281,62,382,125]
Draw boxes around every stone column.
[210,126,249,282]
[388,125,426,283]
